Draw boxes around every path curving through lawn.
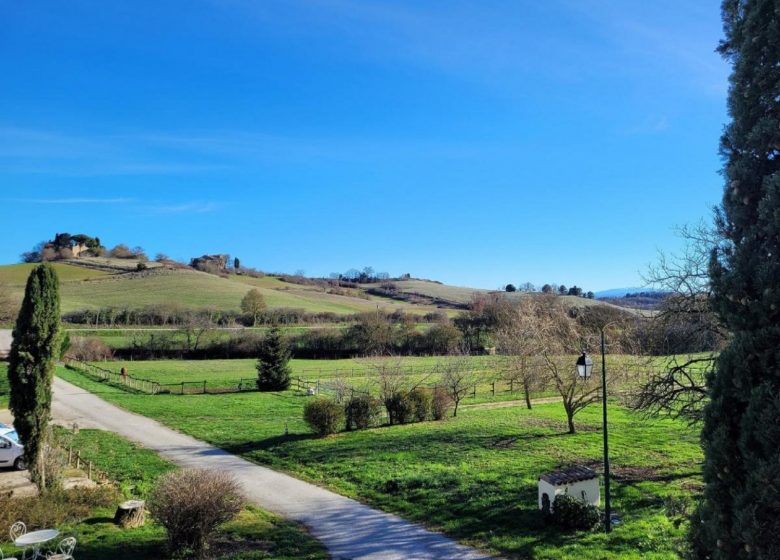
[51,377,496,560]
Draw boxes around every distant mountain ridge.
[594,287,660,299]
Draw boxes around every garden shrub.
[345,394,381,431]
[385,391,414,425]
[407,387,432,422]
[548,493,602,531]
[149,469,243,559]
[431,386,454,420]
[303,398,345,436]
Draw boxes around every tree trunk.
[114,500,146,528]
[523,380,532,410]
[565,404,576,434]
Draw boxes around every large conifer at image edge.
[8,264,61,489]
[696,1,780,558]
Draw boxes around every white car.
[0,426,25,470]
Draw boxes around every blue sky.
[1,0,728,291]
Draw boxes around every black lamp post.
[576,337,612,533]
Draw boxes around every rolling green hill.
[375,278,637,313]
[0,262,633,319]
[0,262,441,316]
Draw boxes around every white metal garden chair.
[8,523,26,544]
[45,537,76,560]
[7,523,25,560]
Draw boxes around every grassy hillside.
[0,263,441,316]
[0,262,109,286]
[386,279,632,311]
[1,262,631,319]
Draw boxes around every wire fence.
[65,356,672,401]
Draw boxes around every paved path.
[51,377,495,560]
[0,329,11,359]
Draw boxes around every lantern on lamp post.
[576,343,612,533]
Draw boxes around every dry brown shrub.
[65,336,113,361]
[149,469,243,559]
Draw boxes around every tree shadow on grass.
[222,433,316,455]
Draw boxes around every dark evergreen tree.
[8,264,61,488]
[695,2,780,558]
[256,327,291,390]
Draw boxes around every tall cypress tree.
[8,264,61,489]
[256,327,291,390]
[696,1,780,558]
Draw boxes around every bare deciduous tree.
[179,313,214,353]
[438,355,477,417]
[632,355,711,424]
[633,221,726,424]
[495,298,549,409]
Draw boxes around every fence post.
[181,381,185,395]
[492,381,496,396]
[203,380,207,394]
[317,379,320,394]
[88,461,93,480]
[76,451,81,470]
[472,384,477,398]
[68,447,72,466]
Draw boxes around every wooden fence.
[66,360,161,394]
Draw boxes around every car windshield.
[3,431,19,444]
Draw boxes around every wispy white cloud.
[10,197,135,204]
[0,127,230,176]
[0,125,506,177]
[143,201,223,214]
[623,115,671,136]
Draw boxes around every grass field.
[0,262,440,315]
[0,363,8,408]
[85,356,552,404]
[59,365,702,559]
[32,428,327,560]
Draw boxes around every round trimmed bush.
[385,391,415,425]
[149,469,243,558]
[431,386,453,420]
[303,398,344,436]
[407,387,432,422]
[549,493,602,531]
[345,394,381,430]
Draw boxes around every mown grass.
[0,263,109,286]
[0,363,8,408]
[59,365,702,559]
[59,267,438,315]
[46,428,327,560]
[87,356,543,404]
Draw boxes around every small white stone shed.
[538,466,600,513]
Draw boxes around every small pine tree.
[256,327,291,391]
[8,264,61,488]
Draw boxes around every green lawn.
[0,263,109,286]
[59,366,701,559]
[85,356,545,403]
[0,363,8,408]
[45,428,327,560]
